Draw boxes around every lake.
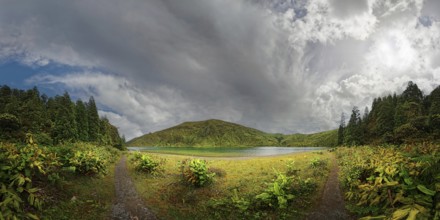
[127,146,328,157]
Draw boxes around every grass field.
[127,150,332,219]
[41,163,117,220]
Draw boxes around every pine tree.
[337,112,345,145]
[51,92,78,144]
[75,100,89,141]
[344,106,362,146]
[86,97,101,142]
[429,86,440,138]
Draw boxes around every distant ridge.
[127,119,337,147]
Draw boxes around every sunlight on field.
[128,150,332,219]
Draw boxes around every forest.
[0,85,124,148]
[339,81,440,146]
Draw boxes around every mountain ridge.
[127,119,337,147]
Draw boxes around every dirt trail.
[112,155,157,220]
[306,155,353,220]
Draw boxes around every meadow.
[127,150,332,219]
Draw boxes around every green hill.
[127,119,338,147]
[282,130,338,147]
[127,119,279,147]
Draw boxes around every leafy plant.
[0,134,61,220]
[286,160,300,176]
[68,149,108,176]
[131,152,162,174]
[336,145,440,219]
[309,157,327,169]
[179,159,215,187]
[255,171,295,209]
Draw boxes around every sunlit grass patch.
[128,150,331,219]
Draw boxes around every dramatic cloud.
[1,0,440,139]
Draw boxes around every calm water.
[127,146,328,157]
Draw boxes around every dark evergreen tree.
[0,85,123,147]
[75,100,89,141]
[51,92,78,144]
[86,97,101,142]
[337,112,345,145]
[429,86,440,138]
[344,106,362,146]
[376,96,395,142]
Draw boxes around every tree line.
[338,81,440,145]
[0,85,125,148]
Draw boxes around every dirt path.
[306,154,353,220]
[112,155,157,220]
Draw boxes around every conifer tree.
[75,100,89,141]
[86,97,101,142]
[51,92,78,144]
[337,112,345,145]
[344,106,361,146]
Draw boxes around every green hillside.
[283,130,338,147]
[127,119,337,147]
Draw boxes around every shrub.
[286,160,300,176]
[255,171,295,209]
[336,145,440,219]
[179,159,215,187]
[309,157,327,169]
[65,143,115,176]
[0,134,61,219]
[132,153,162,174]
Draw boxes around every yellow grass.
[128,150,332,219]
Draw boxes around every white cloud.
[2,0,440,139]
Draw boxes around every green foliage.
[282,129,338,147]
[0,134,61,219]
[286,160,300,176]
[340,82,440,146]
[344,106,363,146]
[179,159,215,187]
[131,152,162,174]
[336,145,440,219]
[0,136,119,219]
[255,171,295,209]
[128,119,281,147]
[309,157,327,169]
[0,113,21,140]
[0,85,124,148]
[127,119,338,147]
[254,170,317,211]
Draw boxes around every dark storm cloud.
[1,0,440,139]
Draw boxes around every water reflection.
[127,146,328,157]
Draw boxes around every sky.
[1,0,440,140]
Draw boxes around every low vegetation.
[130,152,164,175]
[179,159,216,187]
[0,135,120,219]
[127,150,330,219]
[335,144,439,219]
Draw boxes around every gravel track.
[306,155,353,220]
[112,155,157,220]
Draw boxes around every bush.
[179,159,215,187]
[62,143,116,176]
[255,171,295,209]
[286,160,300,176]
[309,157,327,169]
[336,145,440,219]
[131,152,162,174]
[0,135,61,219]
